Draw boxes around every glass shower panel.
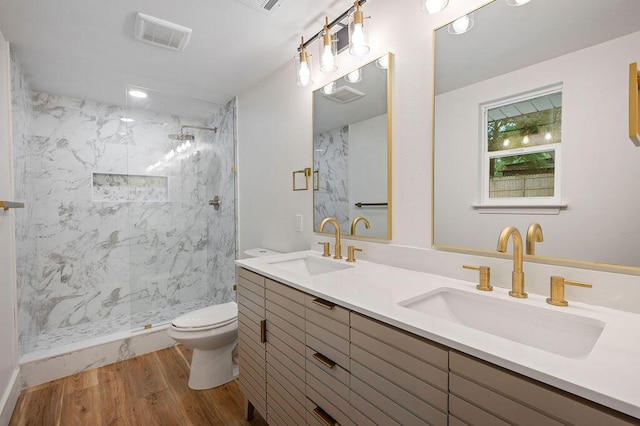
[123,89,237,329]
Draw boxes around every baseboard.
[0,367,21,425]
[20,325,176,389]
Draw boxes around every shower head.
[168,133,195,141]
[168,125,217,141]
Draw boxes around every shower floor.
[22,297,219,358]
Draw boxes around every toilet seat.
[171,301,237,331]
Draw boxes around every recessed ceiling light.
[129,90,148,99]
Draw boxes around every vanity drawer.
[306,353,349,402]
[449,394,509,426]
[305,294,350,325]
[350,390,400,426]
[306,330,349,370]
[305,345,349,388]
[266,289,305,322]
[306,385,353,426]
[306,308,349,340]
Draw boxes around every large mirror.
[433,0,640,272]
[313,53,392,240]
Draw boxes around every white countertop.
[236,250,640,419]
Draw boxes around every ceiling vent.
[323,86,365,103]
[232,0,287,15]
[134,13,192,52]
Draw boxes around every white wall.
[237,0,640,314]
[0,30,20,424]
[435,31,640,267]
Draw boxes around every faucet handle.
[546,276,592,307]
[346,246,362,263]
[462,265,492,291]
[318,242,331,257]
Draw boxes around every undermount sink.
[269,256,353,277]
[399,288,605,359]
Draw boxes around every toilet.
[168,302,239,390]
[168,248,281,390]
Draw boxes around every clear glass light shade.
[506,0,531,6]
[420,0,449,14]
[322,81,337,95]
[448,14,474,35]
[319,29,338,73]
[344,68,362,83]
[296,50,313,87]
[348,5,370,56]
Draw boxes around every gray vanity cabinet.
[237,268,267,419]
[237,268,640,426]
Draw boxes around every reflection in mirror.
[433,0,640,271]
[313,53,392,240]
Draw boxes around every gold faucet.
[350,216,370,235]
[319,217,342,259]
[497,226,527,298]
[526,223,544,255]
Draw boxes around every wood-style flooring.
[9,345,268,426]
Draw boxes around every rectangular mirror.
[313,52,392,240]
[433,0,640,272]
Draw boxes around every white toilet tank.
[243,248,282,258]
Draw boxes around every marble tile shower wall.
[11,56,236,356]
[313,126,349,232]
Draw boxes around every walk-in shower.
[11,70,238,361]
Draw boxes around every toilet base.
[188,340,238,390]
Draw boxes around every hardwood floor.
[10,345,268,426]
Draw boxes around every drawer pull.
[260,319,267,343]
[312,298,336,310]
[312,406,337,426]
[312,352,336,369]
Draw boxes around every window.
[481,86,562,207]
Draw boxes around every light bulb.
[522,135,530,145]
[422,0,449,14]
[128,89,147,99]
[322,82,336,95]
[545,132,552,141]
[349,2,370,57]
[345,69,362,83]
[503,139,510,147]
[448,14,474,35]
[321,44,337,72]
[375,55,389,70]
[299,61,311,86]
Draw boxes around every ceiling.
[0,0,347,115]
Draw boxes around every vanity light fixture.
[345,68,363,83]
[420,0,449,14]
[506,0,531,6]
[296,37,313,87]
[349,1,370,56]
[448,14,474,35]
[319,17,338,73]
[128,89,148,99]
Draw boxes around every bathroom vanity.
[236,251,640,425]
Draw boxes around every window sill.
[471,203,567,215]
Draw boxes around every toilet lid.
[171,301,237,330]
